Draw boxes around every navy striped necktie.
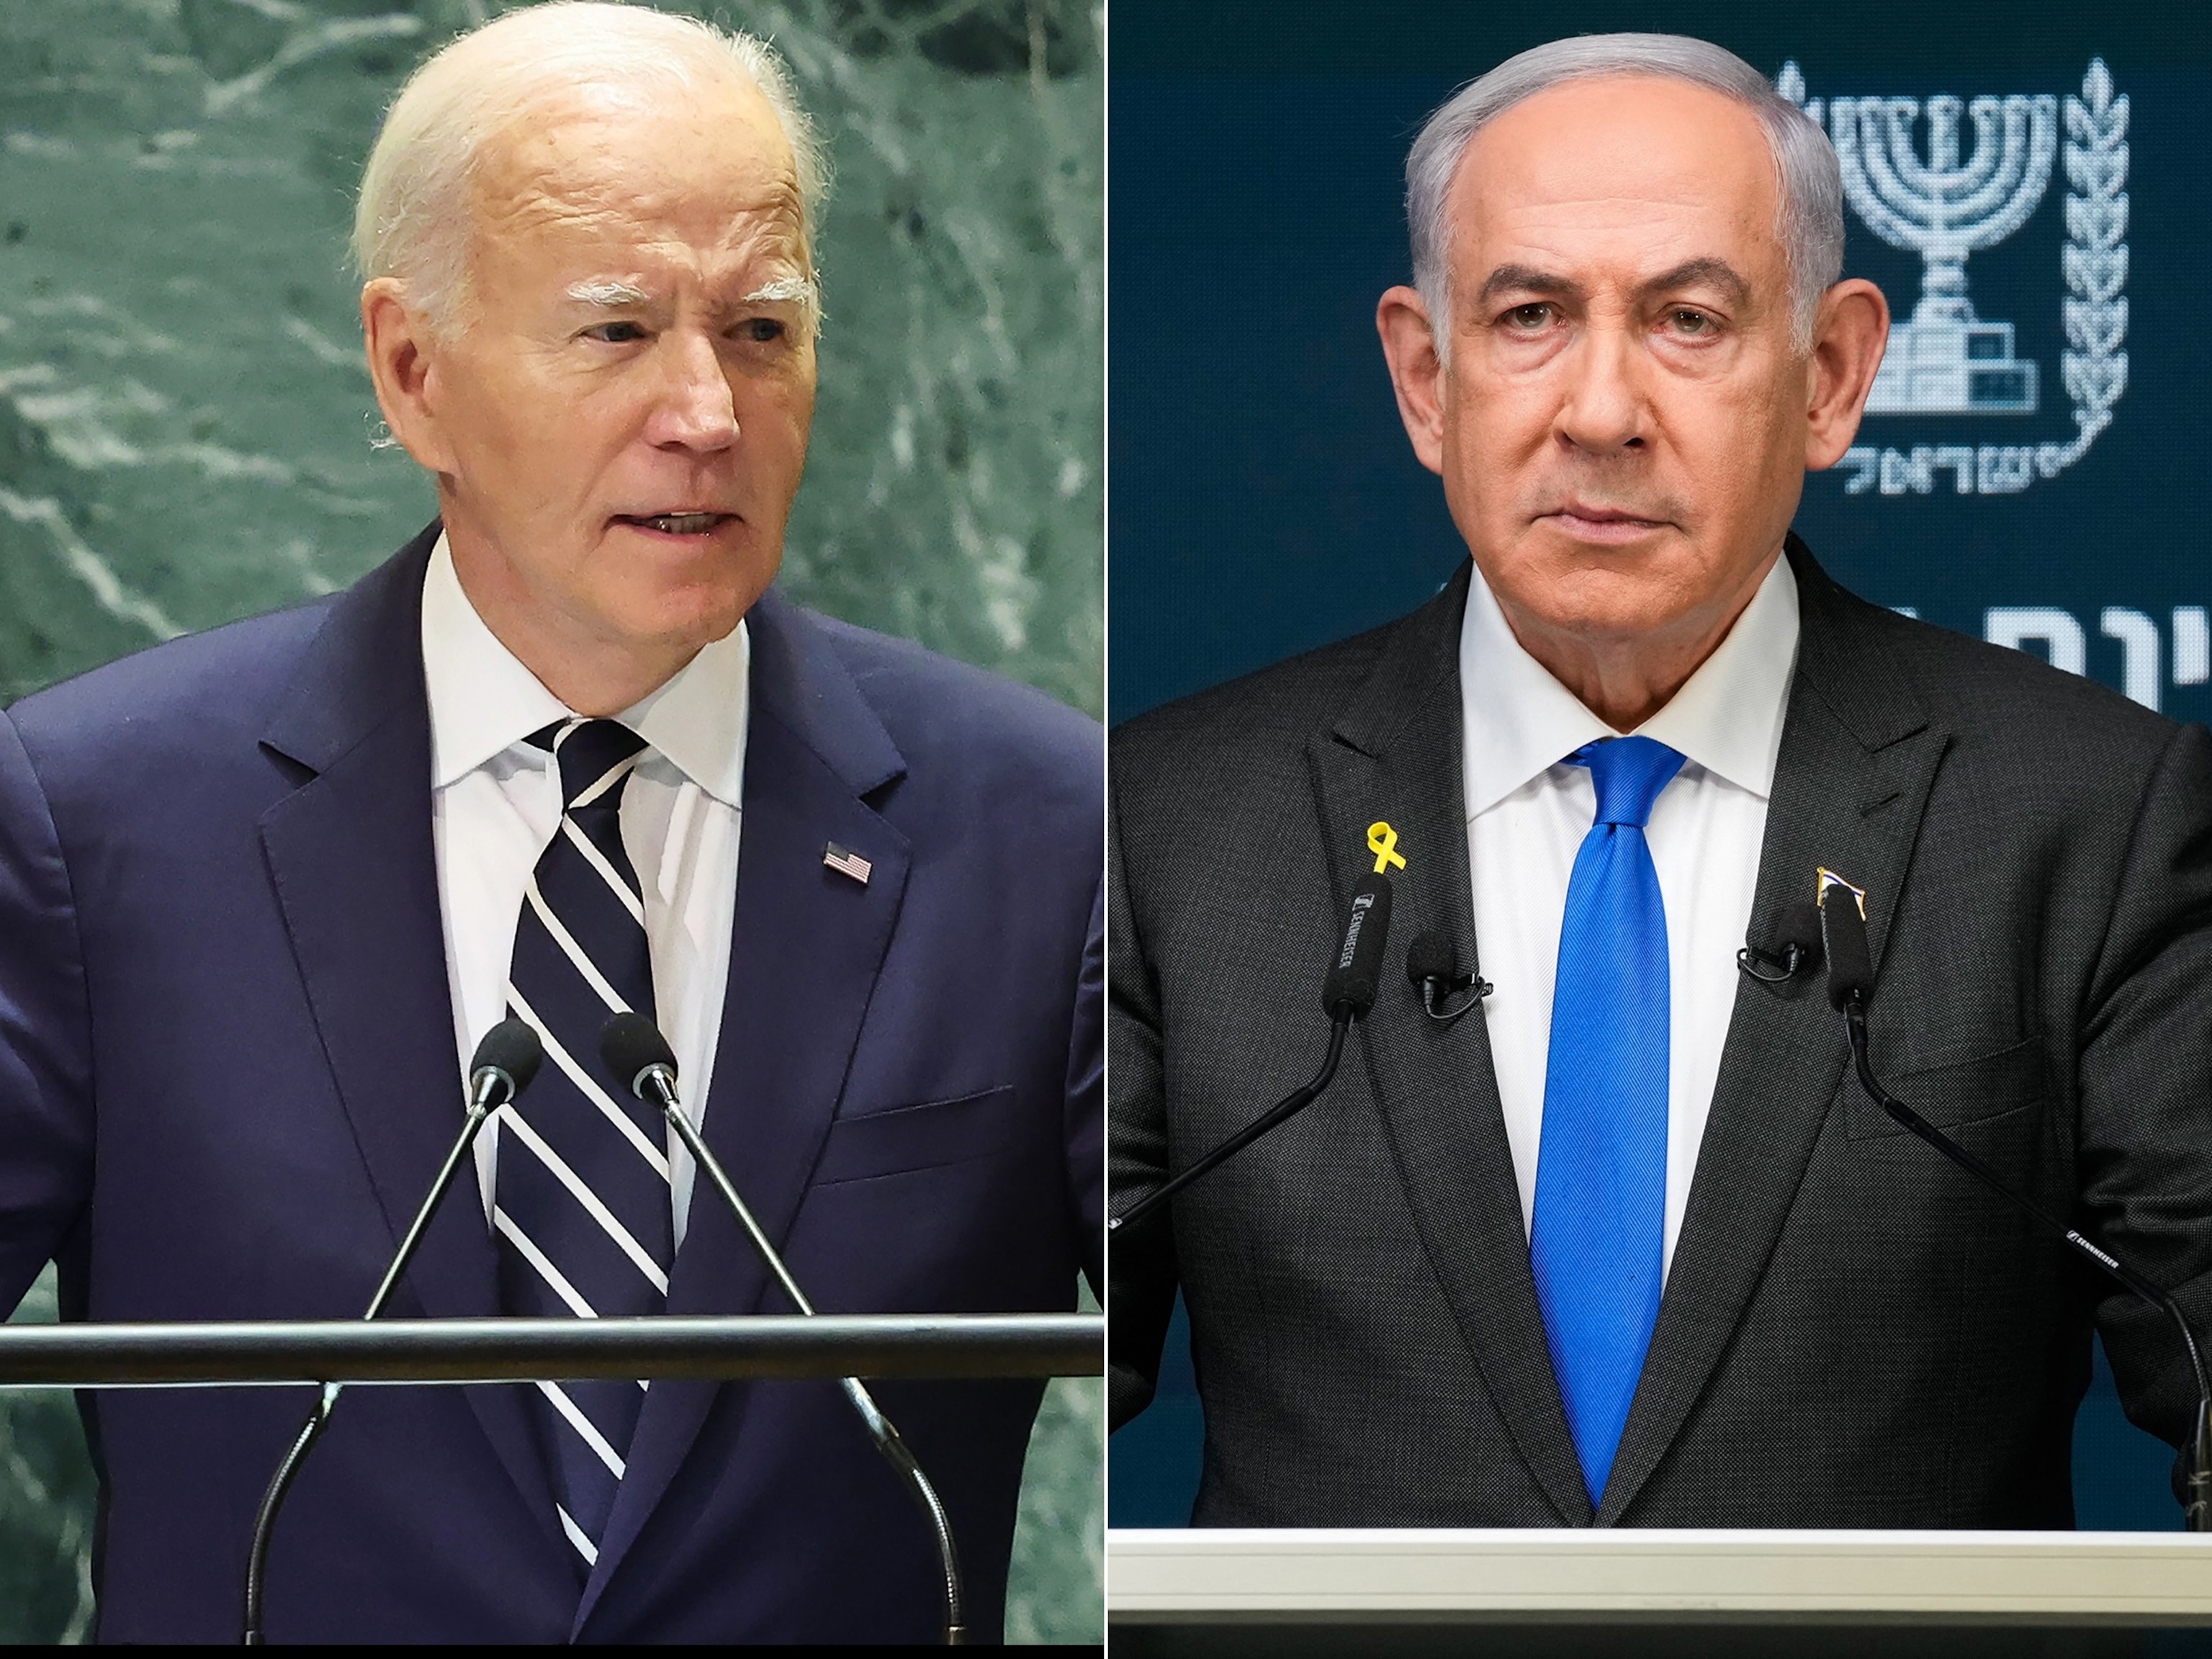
[493,717,673,1577]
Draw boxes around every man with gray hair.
[0,1,1100,1640]
[1110,33,2212,1529]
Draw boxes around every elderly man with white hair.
[1110,32,2212,1532]
[0,1,1100,1642]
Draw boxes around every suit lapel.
[1310,564,1593,1525]
[577,593,911,1627]
[1596,541,1951,1524]
[256,523,562,1544]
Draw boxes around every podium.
[1108,1528,2212,1657]
[0,1311,1099,1642]
[0,1311,1100,1385]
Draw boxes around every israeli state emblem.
[1779,60,2128,497]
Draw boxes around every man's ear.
[1377,285,1448,477]
[361,279,458,476]
[1804,277,1890,471]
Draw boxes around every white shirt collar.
[1460,549,1799,820]
[421,533,750,806]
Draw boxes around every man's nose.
[645,331,739,453]
[1555,323,1647,455]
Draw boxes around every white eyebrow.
[565,279,650,308]
[742,276,817,305]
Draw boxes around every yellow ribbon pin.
[1367,821,1406,875]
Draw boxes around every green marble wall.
[0,0,1102,1640]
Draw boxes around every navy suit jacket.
[0,524,1103,1642]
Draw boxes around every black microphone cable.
[1109,873,1394,1235]
[1817,880,2212,1532]
[241,1018,544,1645]
[597,1014,968,1647]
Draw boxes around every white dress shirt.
[421,536,749,1249]
[1460,552,1799,1274]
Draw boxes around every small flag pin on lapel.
[823,842,873,886]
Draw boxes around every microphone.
[1737,901,1823,985]
[1816,879,2212,1532]
[1817,882,1872,1009]
[243,1019,544,1643]
[1406,930,1491,1023]
[1321,874,1394,1021]
[596,1014,967,1647]
[1109,876,1394,1235]
[464,1017,545,1111]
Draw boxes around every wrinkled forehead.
[1451,75,1786,277]
[468,80,807,277]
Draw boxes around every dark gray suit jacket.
[1108,539,2212,1528]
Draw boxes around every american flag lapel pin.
[822,841,873,886]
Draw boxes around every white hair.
[353,1,830,338]
[1405,33,1845,359]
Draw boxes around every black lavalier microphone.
[1737,901,1824,985]
[1817,881,2212,1532]
[243,1020,545,1644]
[1406,930,1491,1023]
[597,1014,968,1646]
[1110,875,1395,1236]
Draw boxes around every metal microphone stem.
[1108,1017,1349,1235]
[366,1083,508,1323]
[642,1071,968,1645]
[1844,999,2212,1532]
[241,1079,506,1644]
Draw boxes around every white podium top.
[1107,1529,2212,1624]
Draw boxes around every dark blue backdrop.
[1109,0,2212,1529]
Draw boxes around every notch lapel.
[577,593,912,1628]
[256,526,561,1545]
[1310,564,1592,1526]
[1596,543,1951,1524]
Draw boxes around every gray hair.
[1406,34,1844,358]
[354,1,830,339]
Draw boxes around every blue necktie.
[494,718,674,1576]
[1529,734,1685,1504]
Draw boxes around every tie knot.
[531,719,648,811]
[1572,735,1685,829]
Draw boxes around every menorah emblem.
[1781,60,2128,497]
[1829,91,2058,413]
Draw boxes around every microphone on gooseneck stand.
[1817,876,2212,1532]
[596,1015,968,1647]
[243,1019,545,1645]
[1320,873,1395,1023]
[1406,930,1491,1023]
[1109,873,1395,1236]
